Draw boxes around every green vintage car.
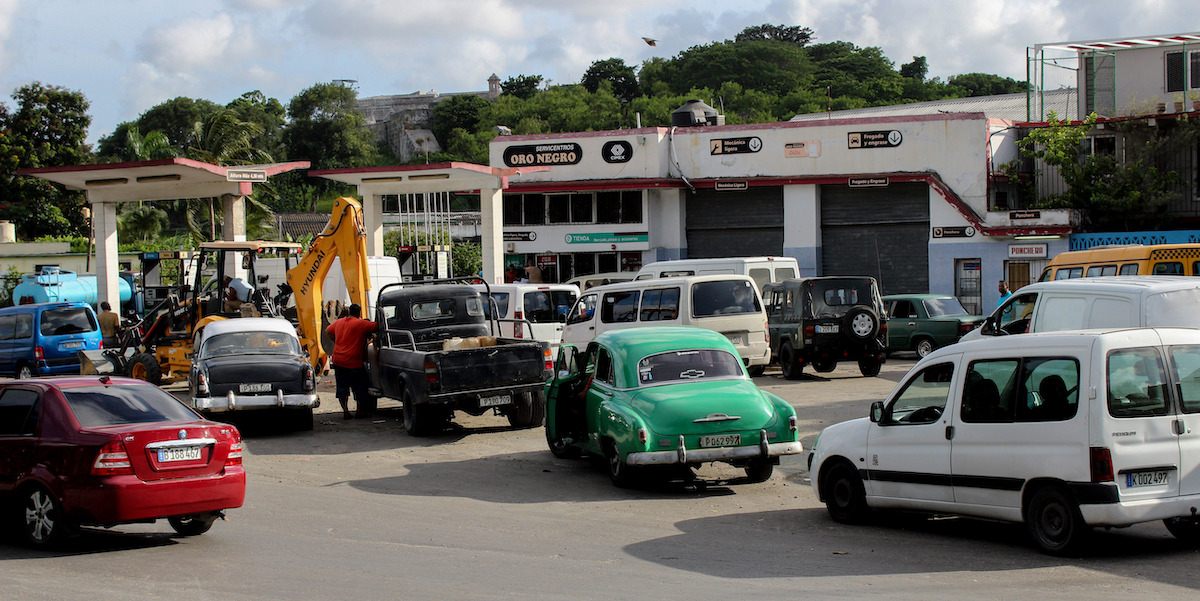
[883,294,986,358]
[545,326,803,487]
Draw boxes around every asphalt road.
[2,356,1199,600]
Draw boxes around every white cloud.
[0,0,19,72]
[135,13,259,73]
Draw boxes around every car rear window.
[62,385,199,427]
[924,297,969,317]
[39,307,98,336]
[1107,348,1171,418]
[523,290,576,323]
[806,280,875,317]
[486,293,511,318]
[201,331,300,358]
[637,349,743,385]
[691,280,760,317]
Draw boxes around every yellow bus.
[1037,243,1200,281]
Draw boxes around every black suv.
[764,276,886,379]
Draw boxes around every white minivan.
[474,283,579,352]
[809,327,1200,554]
[561,274,770,374]
[961,275,1200,342]
[635,256,799,292]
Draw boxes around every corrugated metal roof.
[788,89,1076,123]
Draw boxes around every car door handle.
[1174,418,1187,436]
[907,321,916,326]
[945,425,955,440]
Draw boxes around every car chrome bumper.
[193,390,319,412]
[626,434,803,466]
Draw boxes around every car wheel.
[915,337,935,358]
[546,425,581,459]
[780,344,802,380]
[845,306,881,339]
[813,359,837,373]
[169,512,221,536]
[1025,485,1088,555]
[22,486,71,549]
[1164,517,1200,543]
[744,458,774,483]
[604,439,636,488]
[128,352,163,385]
[822,461,868,523]
[508,391,545,429]
[858,357,882,377]
[401,386,442,436]
[747,365,766,377]
[16,363,33,379]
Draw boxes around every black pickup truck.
[365,281,552,436]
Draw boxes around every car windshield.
[201,331,300,358]
[637,349,744,385]
[923,297,970,317]
[40,307,98,336]
[63,385,199,427]
[805,280,876,318]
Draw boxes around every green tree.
[0,82,92,239]
[123,126,177,161]
[581,58,640,103]
[135,97,221,151]
[117,203,169,242]
[734,24,814,46]
[948,73,1026,97]
[431,94,491,147]
[808,41,903,103]
[501,75,543,100]
[226,90,286,160]
[648,40,813,97]
[900,56,928,81]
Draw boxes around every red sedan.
[0,376,246,547]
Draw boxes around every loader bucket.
[79,350,116,375]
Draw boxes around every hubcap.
[26,491,54,542]
[851,314,874,337]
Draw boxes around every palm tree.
[124,126,177,161]
[179,110,277,243]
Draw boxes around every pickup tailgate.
[431,340,548,393]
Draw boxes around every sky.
[0,0,1194,145]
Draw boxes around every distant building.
[358,74,501,162]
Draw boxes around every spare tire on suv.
[764,276,887,377]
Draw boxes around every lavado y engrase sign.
[504,143,583,167]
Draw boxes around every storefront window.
[523,194,545,225]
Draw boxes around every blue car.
[0,302,103,378]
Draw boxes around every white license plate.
[239,383,271,393]
[158,446,202,462]
[479,394,511,407]
[1125,470,1171,488]
[726,334,745,345]
[698,434,740,448]
[815,325,839,334]
[63,341,83,349]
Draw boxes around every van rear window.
[692,280,760,317]
[523,290,576,323]
[39,307,97,336]
[1107,348,1171,418]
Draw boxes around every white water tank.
[0,220,15,244]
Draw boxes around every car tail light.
[788,415,798,432]
[1090,447,1114,482]
[92,439,132,476]
[544,348,553,371]
[34,346,44,361]
[197,371,209,395]
[303,366,315,391]
[803,325,814,339]
[638,428,648,444]
[880,321,888,336]
[959,322,976,334]
[99,340,104,349]
[226,431,244,466]
[514,310,524,338]
[424,360,439,384]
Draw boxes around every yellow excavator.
[286,196,371,373]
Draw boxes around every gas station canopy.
[20,158,311,201]
[310,161,542,194]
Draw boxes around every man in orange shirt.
[325,303,377,419]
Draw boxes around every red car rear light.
[803,325,814,339]
[514,310,524,338]
[959,321,975,334]
[1090,447,1114,482]
[226,430,244,466]
[544,348,553,371]
[880,321,887,336]
[424,360,439,383]
[92,439,133,476]
[34,346,44,361]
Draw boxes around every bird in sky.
[642,37,657,47]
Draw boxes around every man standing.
[997,280,1012,307]
[98,301,121,347]
[325,303,377,419]
[525,260,543,283]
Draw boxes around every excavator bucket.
[78,348,133,376]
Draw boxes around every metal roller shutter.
[820,183,930,295]
[685,187,783,258]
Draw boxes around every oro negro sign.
[504,143,582,167]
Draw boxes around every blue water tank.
[14,268,133,308]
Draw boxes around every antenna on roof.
[333,79,358,89]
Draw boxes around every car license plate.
[158,446,202,462]
[1125,470,1171,488]
[479,394,511,407]
[699,434,740,448]
[815,324,839,334]
[63,341,83,349]
[239,383,271,393]
[726,334,744,345]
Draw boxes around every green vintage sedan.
[883,294,985,358]
[545,326,803,487]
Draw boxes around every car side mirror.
[870,401,885,423]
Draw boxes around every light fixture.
[1013,234,1062,240]
[136,174,182,183]
[362,176,405,183]
[408,173,451,181]
[84,177,128,187]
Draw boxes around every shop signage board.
[602,141,633,163]
[1008,243,1048,258]
[710,136,762,155]
[503,231,537,242]
[226,169,267,182]
[503,143,582,167]
[784,141,820,157]
[849,177,889,187]
[564,232,649,244]
[932,226,976,238]
[848,130,903,149]
[714,181,748,191]
[1010,209,1041,220]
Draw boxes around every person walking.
[98,301,121,347]
[997,280,1012,307]
[325,303,377,419]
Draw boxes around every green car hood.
[628,378,776,435]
